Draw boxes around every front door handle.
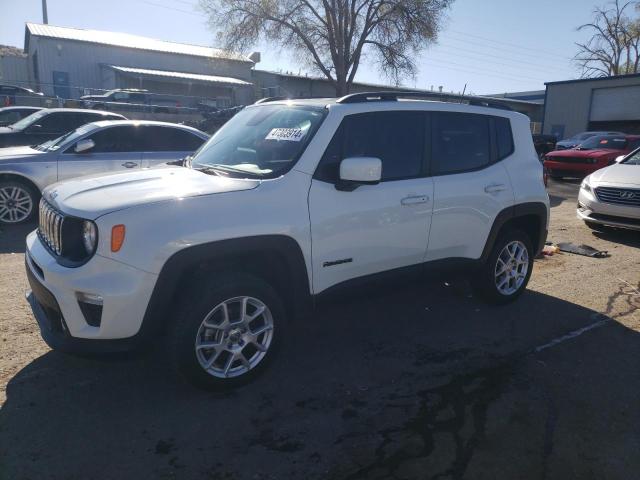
[121,161,138,168]
[401,195,429,206]
[484,183,507,194]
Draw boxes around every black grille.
[595,186,640,207]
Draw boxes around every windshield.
[191,104,326,179]
[622,149,640,165]
[9,110,49,130]
[576,136,627,150]
[33,124,97,152]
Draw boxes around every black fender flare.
[136,235,312,344]
[480,202,549,263]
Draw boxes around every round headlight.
[82,221,98,254]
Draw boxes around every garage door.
[590,86,640,121]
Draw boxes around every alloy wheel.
[194,296,274,378]
[494,240,529,296]
[0,185,33,224]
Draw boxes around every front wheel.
[0,180,38,225]
[167,273,285,390]
[473,229,534,304]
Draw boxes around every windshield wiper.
[194,163,262,178]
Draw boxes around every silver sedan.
[0,120,209,224]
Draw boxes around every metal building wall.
[0,54,29,86]
[543,75,640,138]
[28,36,253,99]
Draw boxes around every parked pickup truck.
[80,89,184,114]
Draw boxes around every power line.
[437,38,572,70]
[424,58,550,85]
[428,46,574,75]
[447,29,572,60]
[138,0,201,16]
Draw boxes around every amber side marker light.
[111,225,126,252]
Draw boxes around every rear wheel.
[473,229,534,304]
[0,180,38,225]
[167,273,285,390]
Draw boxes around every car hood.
[549,148,619,158]
[43,167,261,219]
[0,145,42,160]
[590,163,640,186]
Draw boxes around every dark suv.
[0,108,126,148]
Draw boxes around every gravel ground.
[0,179,639,480]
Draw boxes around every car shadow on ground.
[0,221,36,254]
[591,227,640,248]
[2,280,639,479]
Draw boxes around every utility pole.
[41,0,48,24]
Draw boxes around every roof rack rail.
[253,96,288,104]
[336,91,513,111]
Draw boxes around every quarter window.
[433,113,491,175]
[495,117,514,160]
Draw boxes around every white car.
[578,148,640,231]
[0,120,208,224]
[24,93,549,389]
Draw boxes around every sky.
[0,0,602,95]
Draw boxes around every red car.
[544,134,640,179]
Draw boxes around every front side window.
[84,126,140,152]
[433,112,491,175]
[10,110,48,130]
[36,113,78,133]
[191,105,326,179]
[315,111,425,183]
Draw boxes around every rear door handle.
[401,195,429,206]
[484,183,507,194]
[121,161,138,168]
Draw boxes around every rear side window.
[135,126,205,151]
[158,128,205,151]
[495,117,514,160]
[315,111,425,182]
[433,113,490,175]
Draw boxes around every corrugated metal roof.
[110,65,252,86]
[26,23,252,63]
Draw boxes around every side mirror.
[337,157,382,191]
[615,155,626,163]
[75,138,95,153]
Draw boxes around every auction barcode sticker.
[265,128,306,142]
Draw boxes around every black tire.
[166,272,286,390]
[0,180,39,225]
[473,228,534,305]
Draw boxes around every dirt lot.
[1,180,639,480]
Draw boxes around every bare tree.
[575,0,640,77]
[201,0,453,95]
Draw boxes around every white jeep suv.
[25,93,549,389]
